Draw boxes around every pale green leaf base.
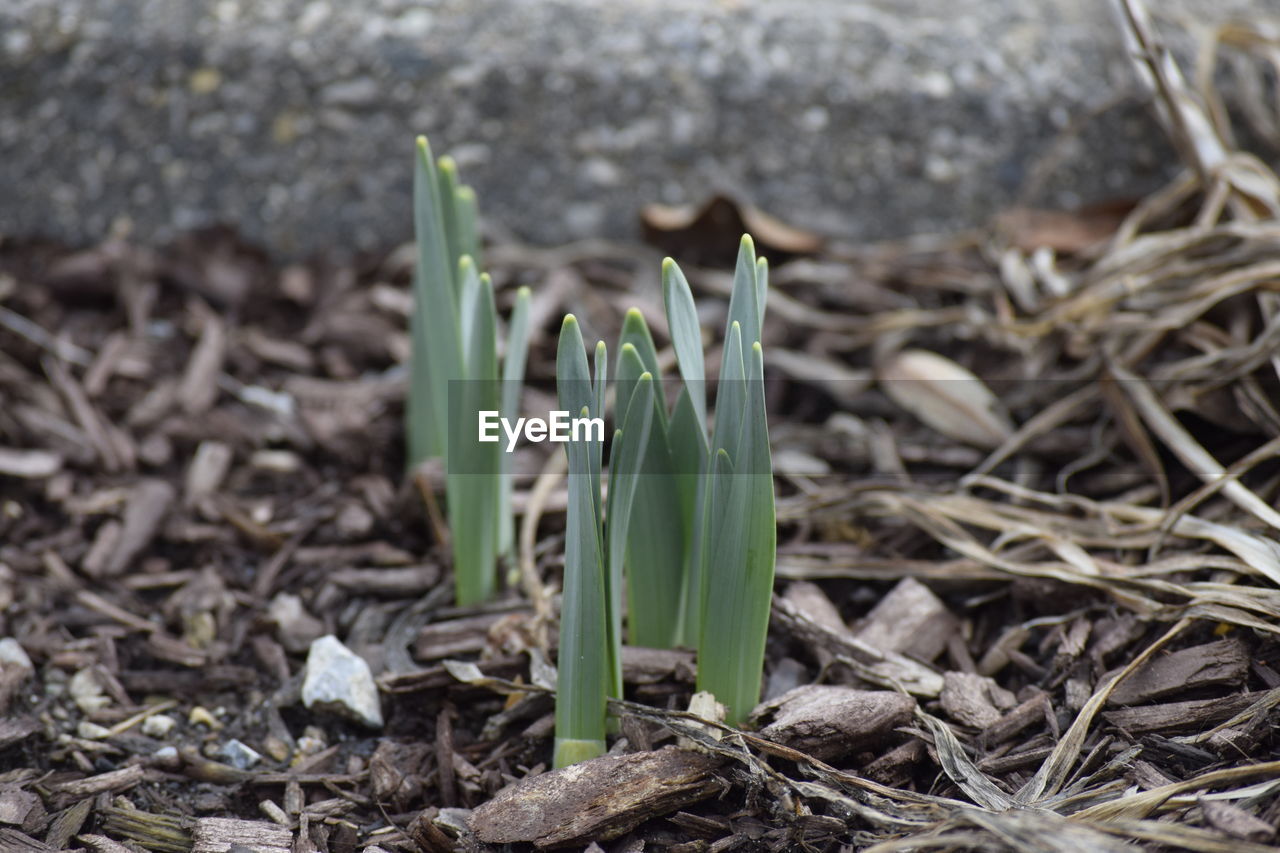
[553,737,605,769]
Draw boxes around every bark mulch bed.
[5,3,1280,851]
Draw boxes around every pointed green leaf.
[456,184,481,268]
[698,342,775,725]
[726,234,761,347]
[604,374,655,689]
[555,404,608,767]
[619,308,663,379]
[497,286,532,560]
[593,340,608,424]
[755,256,769,329]
[448,272,500,605]
[624,430,687,648]
[668,386,707,645]
[591,340,607,524]
[615,343,646,430]
[456,257,482,361]
[407,136,461,465]
[662,258,707,430]
[436,156,463,296]
[710,321,747,466]
[556,315,593,422]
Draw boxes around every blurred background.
[2,0,1269,259]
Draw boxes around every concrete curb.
[0,0,1267,256]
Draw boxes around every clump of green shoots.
[555,235,775,766]
[407,137,531,605]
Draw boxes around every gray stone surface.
[0,0,1271,256]
[301,634,383,728]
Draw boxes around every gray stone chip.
[301,634,384,729]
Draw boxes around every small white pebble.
[0,638,34,674]
[251,450,301,473]
[152,745,180,768]
[259,799,290,826]
[142,714,177,737]
[188,706,221,729]
[221,738,263,770]
[77,721,111,740]
[69,668,109,714]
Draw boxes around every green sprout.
[407,137,531,605]
[554,236,776,765]
[554,316,654,767]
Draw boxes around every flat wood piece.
[1199,798,1275,842]
[191,818,291,853]
[755,685,916,762]
[854,577,958,662]
[1106,638,1248,706]
[99,480,176,578]
[1103,692,1260,734]
[940,672,1015,729]
[469,749,723,849]
[0,828,57,853]
[0,719,37,751]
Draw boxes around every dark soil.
[2,217,1279,853]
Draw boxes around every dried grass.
[755,0,1280,847]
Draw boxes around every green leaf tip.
[457,184,476,203]
[639,371,653,382]
[516,285,532,298]
[662,257,677,274]
[437,154,457,176]
[739,233,755,253]
[415,134,429,152]
[562,314,579,330]
[752,341,763,355]
[458,254,475,274]
[625,306,644,321]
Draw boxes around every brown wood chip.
[49,765,144,798]
[0,827,58,853]
[97,479,175,578]
[854,577,958,662]
[982,690,1050,745]
[0,791,40,828]
[1102,692,1261,734]
[179,312,226,415]
[755,685,916,762]
[327,565,440,596]
[414,613,505,661]
[0,718,38,751]
[191,817,291,853]
[43,799,91,849]
[940,672,1014,729]
[1199,798,1275,842]
[1106,638,1249,706]
[620,646,697,685]
[469,749,723,849]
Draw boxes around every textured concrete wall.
[0,0,1268,256]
